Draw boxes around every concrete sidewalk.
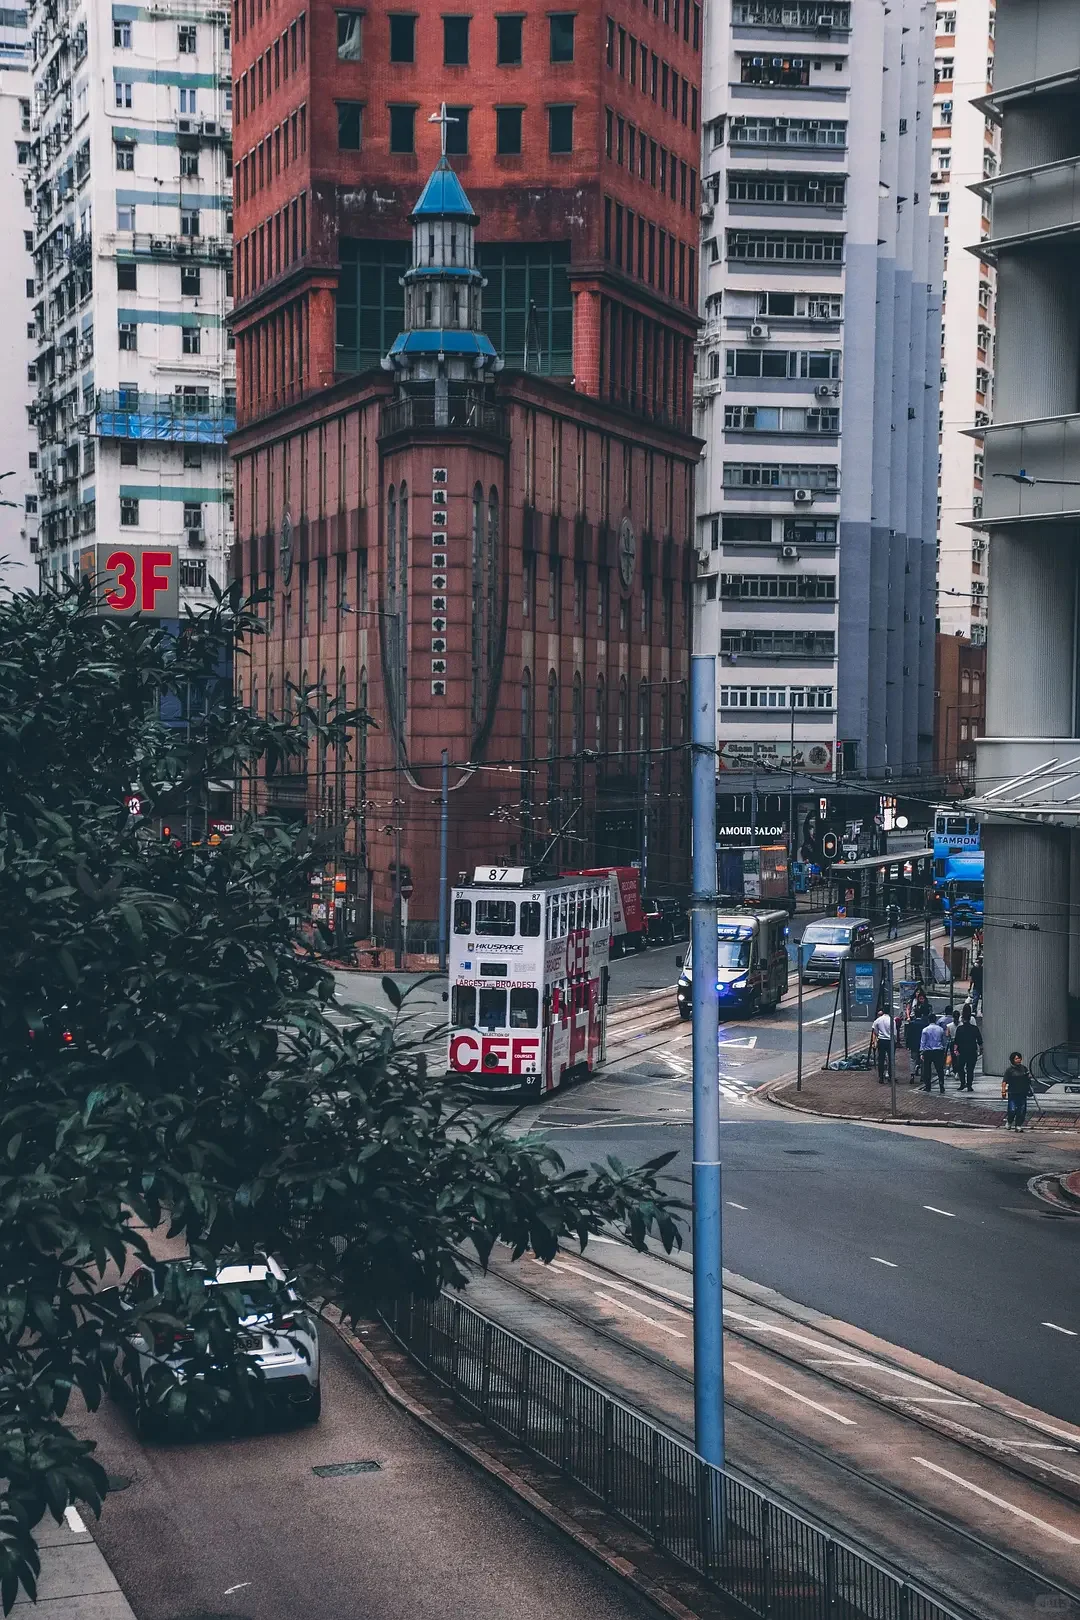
[14,1509,135,1619]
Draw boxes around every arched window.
[595,674,607,759]
[486,486,499,677]
[618,675,629,761]
[267,675,275,720]
[520,667,533,836]
[572,671,583,757]
[386,485,397,618]
[547,670,560,811]
[660,679,671,792]
[335,666,348,827]
[638,678,651,764]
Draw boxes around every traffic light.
[390,862,414,898]
[821,831,839,862]
[161,825,172,842]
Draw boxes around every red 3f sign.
[80,545,179,617]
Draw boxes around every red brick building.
[229,0,703,943]
[934,633,986,791]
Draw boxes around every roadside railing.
[382,1291,964,1620]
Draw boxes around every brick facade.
[229,0,703,942]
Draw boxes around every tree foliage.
[0,582,679,1608]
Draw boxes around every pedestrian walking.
[950,1005,982,1091]
[872,1009,895,1083]
[886,902,901,941]
[919,1016,947,1093]
[969,959,983,1017]
[904,987,930,1086]
[1004,1051,1034,1129]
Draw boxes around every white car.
[115,1254,321,1435]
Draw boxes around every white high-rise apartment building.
[27,0,233,598]
[696,0,943,791]
[931,0,998,642]
[0,9,40,592]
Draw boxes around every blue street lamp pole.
[690,654,724,1467]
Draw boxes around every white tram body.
[446,867,611,1093]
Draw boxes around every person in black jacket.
[950,1004,982,1091]
[1005,1051,1034,1130]
[904,988,930,1086]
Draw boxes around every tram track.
[459,1247,1080,1620]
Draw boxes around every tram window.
[558,893,568,935]
[453,898,472,935]
[478,987,507,1028]
[510,987,539,1028]
[520,901,541,936]
[451,985,476,1027]
[475,900,517,936]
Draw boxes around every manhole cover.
[312,1460,381,1477]
[106,1475,134,1492]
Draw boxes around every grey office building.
[973,0,1080,1070]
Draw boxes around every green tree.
[0,582,678,1610]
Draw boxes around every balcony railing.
[95,390,236,444]
[379,393,509,438]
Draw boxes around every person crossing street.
[951,1005,982,1092]
[919,1016,948,1094]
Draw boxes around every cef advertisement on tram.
[446,868,611,1094]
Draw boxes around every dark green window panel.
[336,240,409,373]
[477,243,572,376]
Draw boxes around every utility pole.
[640,745,650,897]
[690,655,723,1469]
[438,748,449,972]
[787,699,796,869]
[947,880,956,1011]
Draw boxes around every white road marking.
[593,1291,686,1338]
[1042,1322,1078,1336]
[731,1361,857,1425]
[903,1397,978,1406]
[63,1506,86,1534]
[871,1257,899,1267]
[585,1235,619,1245]
[726,1200,748,1210]
[224,1583,253,1595]
[912,1457,1080,1546]
[804,1014,834,1027]
[923,1206,956,1218]
[1006,1443,1073,1451]
[725,1311,866,1363]
[719,1036,758,1048]
[544,1260,686,1317]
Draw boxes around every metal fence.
[382,1291,963,1620]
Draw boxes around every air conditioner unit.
[781,544,799,560]
[749,322,769,340]
[187,528,205,548]
[75,414,89,433]
[700,201,714,219]
[751,56,764,66]
[151,237,167,252]
[201,119,219,136]
[177,118,194,134]
[175,241,188,255]
[817,11,835,24]
[793,488,814,504]
[814,384,833,399]
[697,550,712,570]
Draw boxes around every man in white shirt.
[872,1010,895,1084]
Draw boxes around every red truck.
[567,866,646,957]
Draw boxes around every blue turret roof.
[411,157,478,222]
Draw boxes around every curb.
[760,1076,1001,1130]
[327,1311,701,1620]
[1029,1171,1080,1214]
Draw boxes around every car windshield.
[718,940,751,970]
[806,927,852,945]
[208,1277,298,1317]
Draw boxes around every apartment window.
[336,10,363,58]
[389,104,415,152]
[179,87,197,113]
[179,559,207,590]
[548,104,573,153]
[389,13,415,60]
[118,321,138,354]
[721,573,836,601]
[338,101,363,149]
[117,261,137,291]
[178,24,197,51]
[730,115,846,148]
[113,20,131,46]
[724,405,839,434]
[115,140,134,170]
[937,9,956,32]
[549,12,574,62]
[183,502,202,532]
[722,515,770,544]
[16,141,28,164]
[726,348,840,379]
[180,209,201,236]
[496,105,522,155]
[740,55,809,88]
[727,231,843,264]
[182,325,201,354]
[784,517,837,546]
[119,443,138,466]
[728,173,845,207]
[497,13,522,63]
[443,16,469,64]
[934,56,953,84]
[723,462,839,491]
[120,497,139,527]
[115,81,133,109]
[181,265,201,295]
[445,105,469,155]
[183,445,203,469]
[180,149,199,177]
[936,192,949,213]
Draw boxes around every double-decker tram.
[446,868,611,1095]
